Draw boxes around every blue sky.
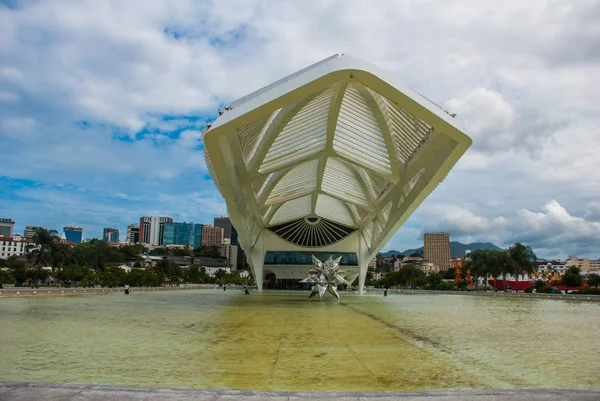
[1,0,599,258]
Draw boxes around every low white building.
[372,271,386,281]
[202,266,231,277]
[419,262,440,275]
[538,261,567,276]
[0,234,32,259]
[590,260,600,273]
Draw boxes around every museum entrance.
[274,279,311,290]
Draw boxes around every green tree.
[154,259,184,284]
[27,267,49,282]
[380,265,425,288]
[442,267,456,280]
[587,273,600,288]
[412,276,428,289]
[561,266,583,293]
[27,227,61,268]
[193,246,219,258]
[56,264,92,285]
[71,239,125,270]
[6,256,28,285]
[508,243,537,292]
[487,249,511,291]
[465,249,489,289]
[484,250,503,290]
[0,268,13,287]
[186,265,211,284]
[98,266,128,287]
[127,269,160,287]
[426,273,444,290]
[119,244,148,260]
[170,247,191,257]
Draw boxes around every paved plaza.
[1,382,600,401]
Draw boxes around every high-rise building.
[424,232,451,269]
[126,224,139,244]
[163,222,203,248]
[201,225,223,247]
[214,216,238,245]
[220,238,239,270]
[139,216,173,246]
[63,226,83,244]
[23,226,42,238]
[103,227,120,243]
[0,218,15,238]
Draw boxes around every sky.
[1,0,599,259]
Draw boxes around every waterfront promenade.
[1,382,599,400]
[2,285,600,301]
[0,284,222,298]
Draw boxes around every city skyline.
[1,1,599,259]
[2,214,598,261]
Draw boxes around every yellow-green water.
[1,290,599,391]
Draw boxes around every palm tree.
[508,242,537,293]
[487,250,510,291]
[465,249,487,289]
[27,228,61,268]
[485,250,502,290]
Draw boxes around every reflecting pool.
[1,290,599,391]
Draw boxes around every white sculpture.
[300,255,351,300]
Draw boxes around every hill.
[379,242,503,258]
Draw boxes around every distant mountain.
[379,242,503,258]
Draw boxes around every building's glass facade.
[264,251,358,266]
[163,222,203,248]
[0,218,15,238]
[0,225,12,238]
[64,227,83,244]
[103,228,119,243]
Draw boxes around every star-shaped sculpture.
[299,255,351,300]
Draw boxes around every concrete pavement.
[1,382,599,401]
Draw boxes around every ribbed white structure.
[203,54,471,293]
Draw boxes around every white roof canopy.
[204,54,471,253]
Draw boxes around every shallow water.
[1,290,598,391]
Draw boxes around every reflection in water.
[0,291,598,391]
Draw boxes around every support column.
[358,259,369,295]
[358,234,372,295]
[247,231,265,292]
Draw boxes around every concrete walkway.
[1,382,599,401]
[0,284,224,298]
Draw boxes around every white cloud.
[0,91,19,102]
[0,117,37,139]
[446,88,516,151]
[584,203,600,222]
[423,204,508,237]
[512,201,600,257]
